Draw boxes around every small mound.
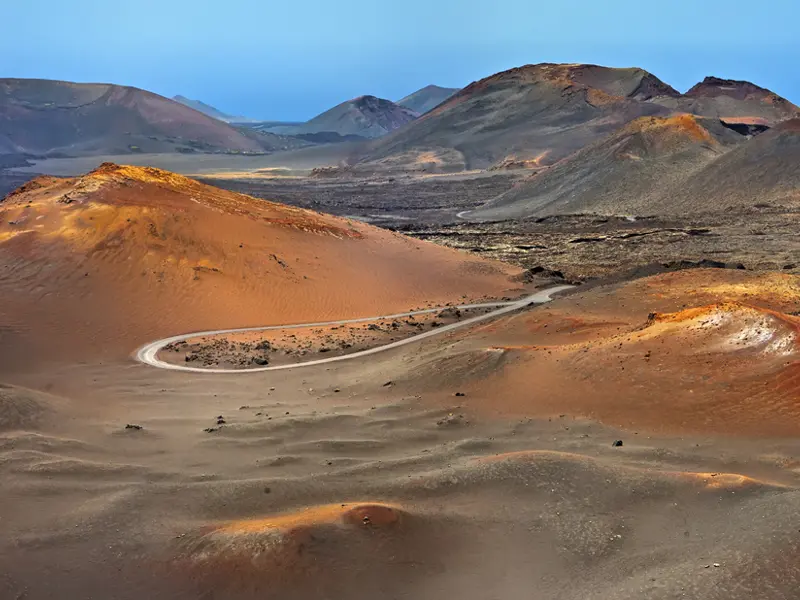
[0,384,54,432]
[173,502,408,591]
[678,471,785,491]
[470,451,784,492]
[626,113,716,144]
[215,502,404,535]
[641,302,799,356]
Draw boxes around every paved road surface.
[135,285,572,374]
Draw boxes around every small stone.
[455,392,466,397]
[612,440,623,447]
[125,424,143,430]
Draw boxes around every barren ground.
[3,162,800,599]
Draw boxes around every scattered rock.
[612,440,624,447]
[125,424,143,431]
[437,413,466,427]
[455,392,466,397]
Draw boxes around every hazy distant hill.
[270,96,419,139]
[397,85,459,114]
[0,79,267,156]
[172,95,238,122]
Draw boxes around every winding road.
[135,285,572,373]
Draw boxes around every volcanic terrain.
[262,95,419,139]
[397,85,460,114]
[3,60,800,600]
[0,163,521,367]
[354,63,798,173]
[0,79,281,156]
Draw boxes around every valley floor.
[3,157,800,599]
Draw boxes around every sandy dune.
[3,165,800,598]
[2,266,800,599]
[412,269,800,435]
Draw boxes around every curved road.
[136,285,573,373]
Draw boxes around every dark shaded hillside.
[398,85,459,114]
[356,64,676,172]
[470,115,746,219]
[0,79,266,156]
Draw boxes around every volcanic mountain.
[172,95,245,122]
[0,164,520,364]
[354,64,678,172]
[273,96,419,139]
[0,79,266,156]
[469,114,746,219]
[654,76,799,126]
[354,63,799,174]
[664,117,800,213]
[397,85,459,114]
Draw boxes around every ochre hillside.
[0,164,520,363]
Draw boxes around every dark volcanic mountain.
[354,63,799,174]
[0,79,265,156]
[275,96,419,139]
[653,76,799,126]
[665,117,800,213]
[471,116,800,219]
[397,85,459,114]
[355,64,678,172]
[469,114,746,219]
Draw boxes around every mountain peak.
[460,63,680,102]
[397,85,459,114]
[686,76,773,98]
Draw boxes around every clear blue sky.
[3,0,799,121]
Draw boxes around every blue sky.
[3,0,799,121]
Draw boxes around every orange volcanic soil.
[627,113,716,144]
[173,502,411,594]
[418,269,800,435]
[0,164,521,366]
